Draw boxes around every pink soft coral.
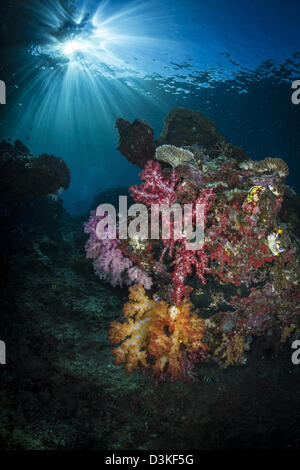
[129,160,180,207]
[84,211,152,289]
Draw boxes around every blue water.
[1,0,300,214]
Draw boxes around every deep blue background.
[1,0,299,214]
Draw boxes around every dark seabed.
[0,0,300,451]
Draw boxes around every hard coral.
[254,157,289,177]
[240,157,289,178]
[155,144,194,168]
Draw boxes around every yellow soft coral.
[148,300,207,380]
[109,285,155,374]
[109,285,208,380]
[215,332,249,367]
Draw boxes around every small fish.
[202,375,216,385]
[241,353,248,365]
[268,184,280,197]
[246,185,265,203]
[267,228,285,256]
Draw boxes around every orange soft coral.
[109,285,155,374]
[148,300,208,380]
[109,285,208,380]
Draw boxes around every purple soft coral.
[84,211,152,289]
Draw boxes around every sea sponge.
[155,144,194,168]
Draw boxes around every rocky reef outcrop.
[0,140,70,212]
[115,107,249,169]
[86,108,300,382]
[0,139,71,289]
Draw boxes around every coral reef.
[115,107,249,170]
[1,133,300,449]
[85,108,300,381]
[4,192,300,448]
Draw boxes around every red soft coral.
[160,188,215,304]
[129,160,180,207]
[171,246,210,304]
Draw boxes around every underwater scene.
[0,0,300,452]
